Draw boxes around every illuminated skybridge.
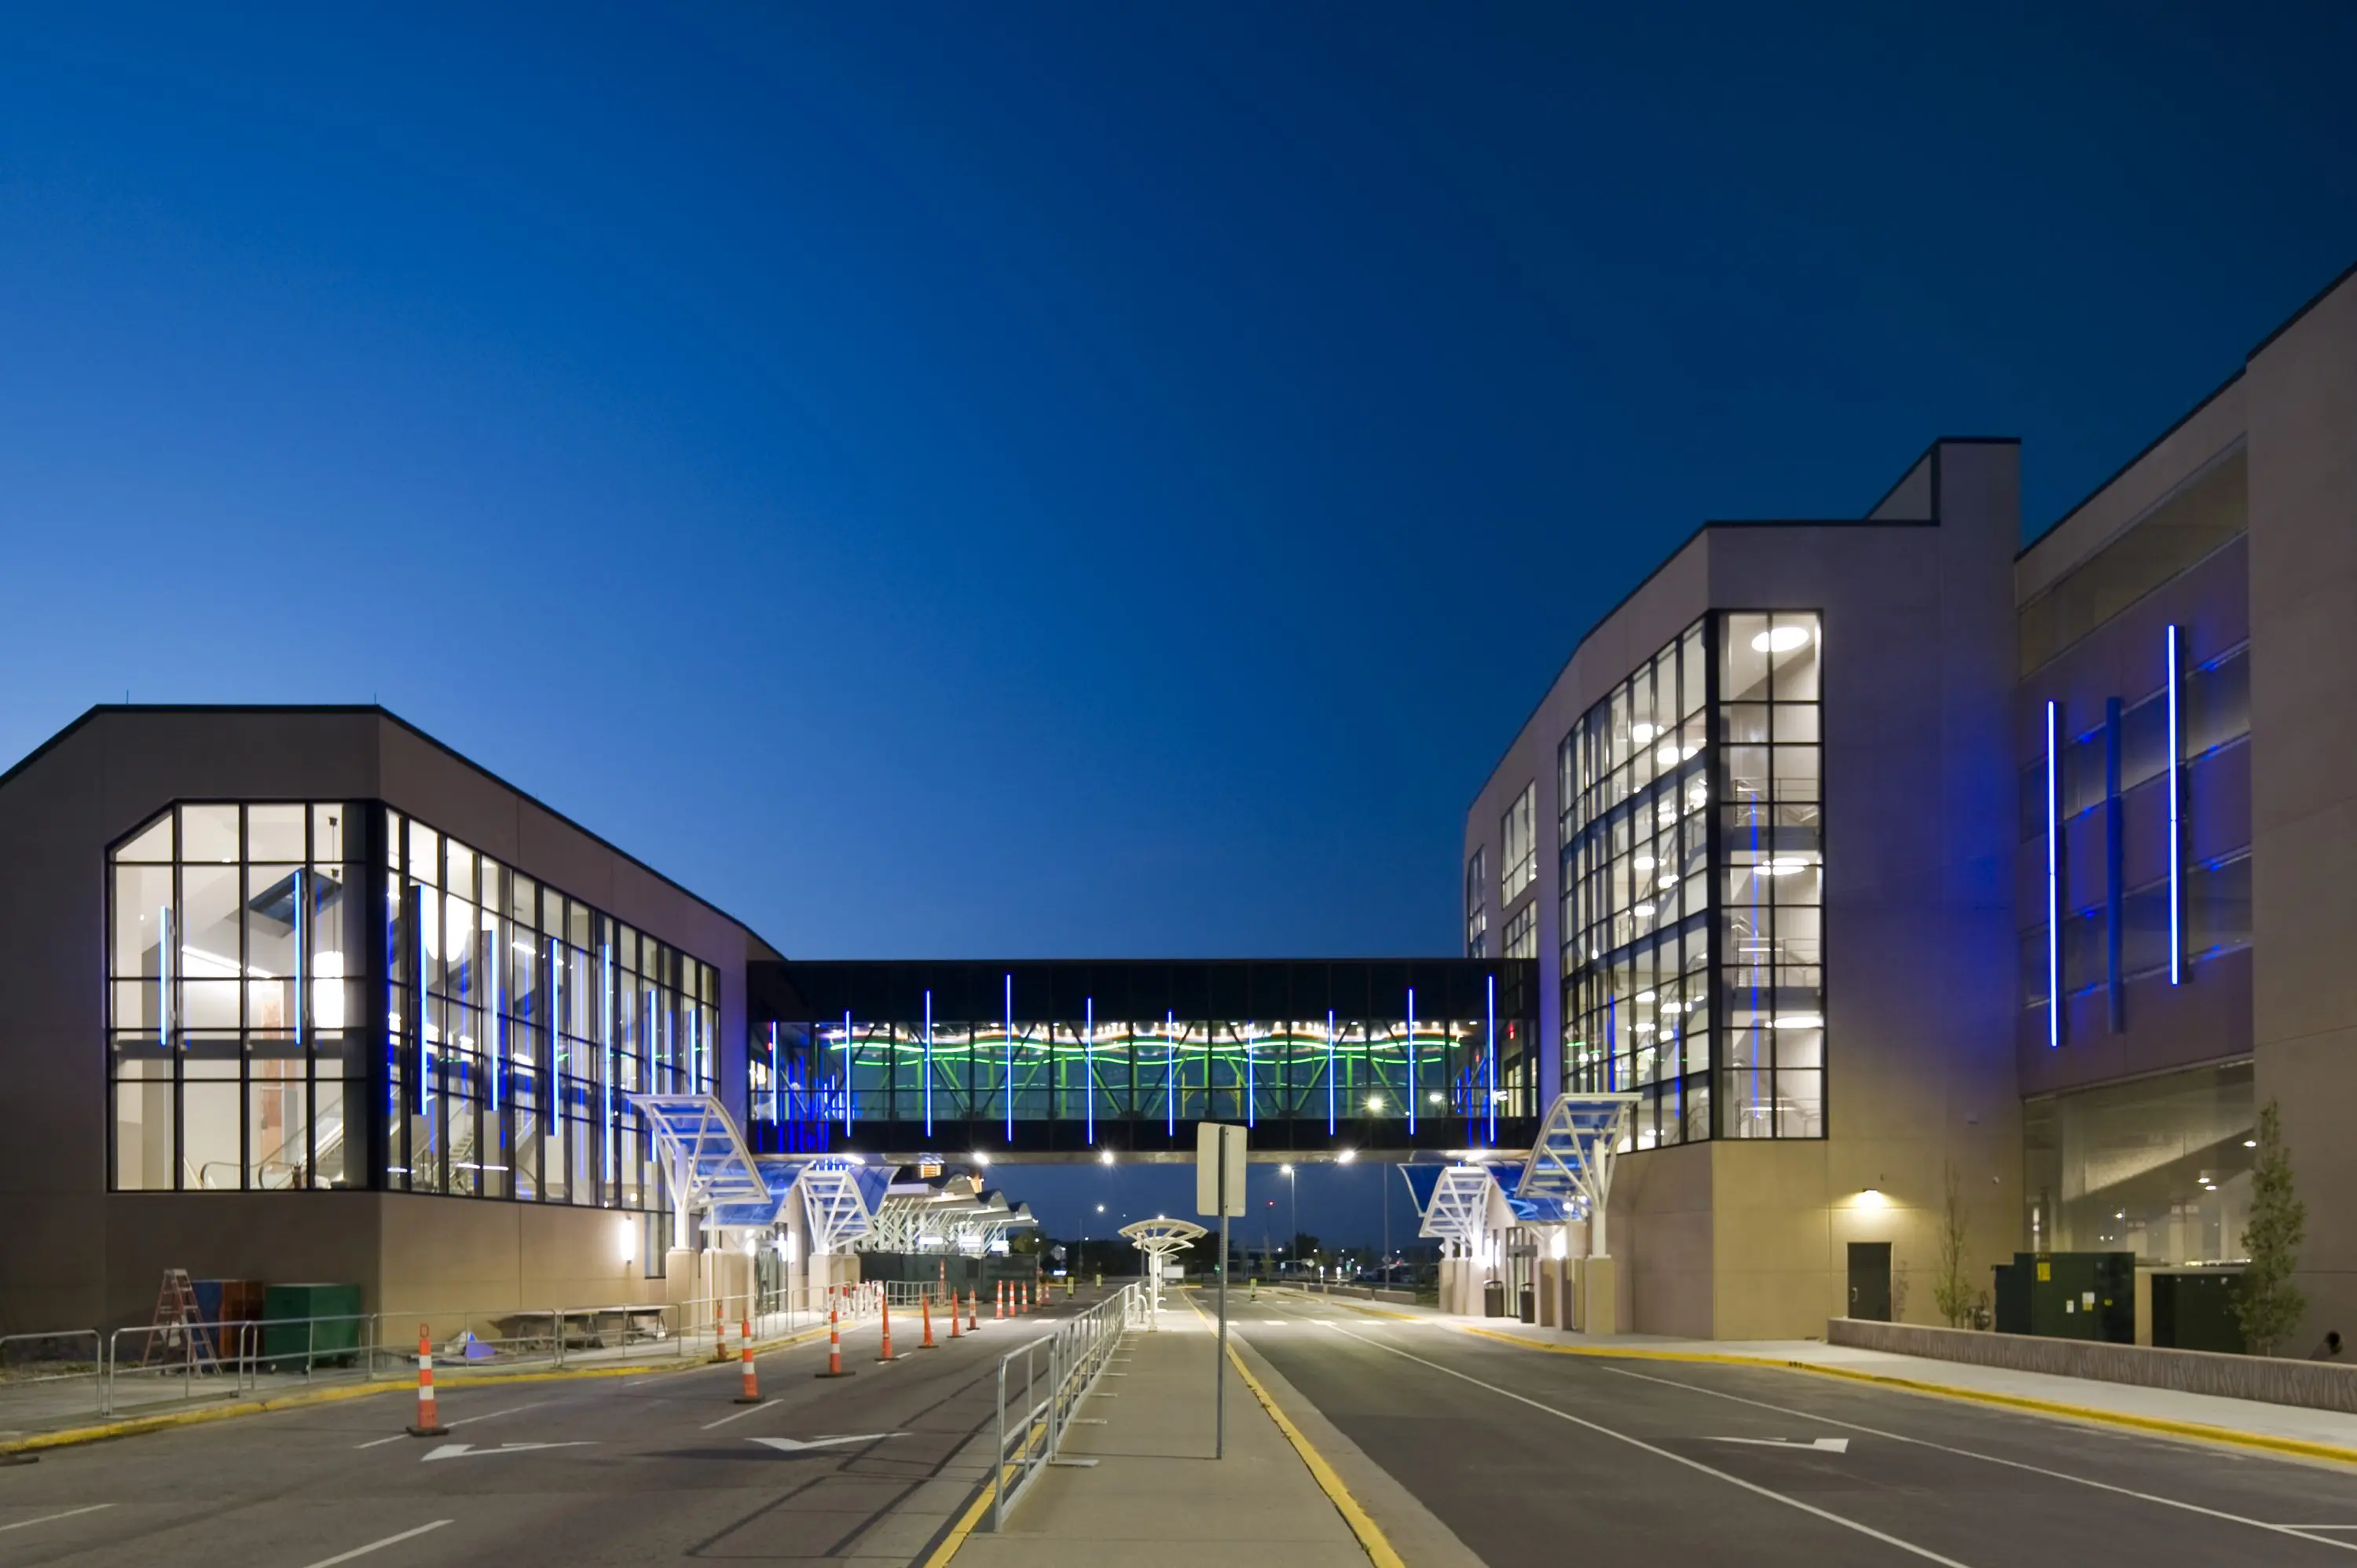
[743,958,1540,1161]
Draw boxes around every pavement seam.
[1449,1323,2357,1469]
[0,1324,833,1459]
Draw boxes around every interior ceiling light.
[1631,722,1658,744]
[1752,625,1811,653]
[1633,902,1656,918]
[1771,1013,1824,1030]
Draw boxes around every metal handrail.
[991,1283,1143,1530]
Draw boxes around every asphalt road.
[0,1290,1096,1568]
[1233,1290,2357,1568]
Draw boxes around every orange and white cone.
[878,1294,895,1361]
[950,1292,962,1339]
[713,1298,731,1362]
[968,1288,980,1332]
[995,1281,1005,1320]
[816,1306,854,1378]
[735,1316,762,1404]
[407,1323,447,1436]
[920,1293,936,1350]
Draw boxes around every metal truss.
[798,1157,878,1255]
[1417,1163,1504,1246]
[1516,1092,1637,1256]
[631,1094,781,1231]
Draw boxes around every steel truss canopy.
[632,1094,782,1229]
[1415,1163,1509,1246]
[1118,1218,1208,1256]
[862,1181,1038,1254]
[1516,1092,1637,1257]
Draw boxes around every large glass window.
[1503,903,1536,960]
[109,804,366,1191]
[383,809,714,1211]
[1501,786,1536,903]
[1561,613,1824,1148]
[1465,848,1487,959]
[2025,1061,2253,1265]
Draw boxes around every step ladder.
[143,1269,222,1373]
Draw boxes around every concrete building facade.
[1470,258,2357,1345]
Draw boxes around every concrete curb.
[1451,1324,2357,1469]
[0,1324,833,1460]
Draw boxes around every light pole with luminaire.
[1280,1163,1297,1273]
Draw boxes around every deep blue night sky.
[5,5,2354,1243]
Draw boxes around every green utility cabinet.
[2151,1269,2245,1354]
[1989,1252,2132,1343]
[262,1283,365,1368]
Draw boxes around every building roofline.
[2015,367,2246,564]
[0,703,785,962]
[2018,253,2357,566]
[1464,437,2010,815]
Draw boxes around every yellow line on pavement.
[1451,1324,2357,1468]
[0,1325,834,1460]
[1190,1295,1406,1568]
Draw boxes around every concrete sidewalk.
[951,1313,1378,1568]
[1279,1288,2357,1456]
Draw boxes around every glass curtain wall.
[750,1013,1512,1148]
[1465,848,1488,958]
[2025,1061,2254,1264]
[111,804,367,1191]
[1561,612,1825,1149]
[383,808,714,1211]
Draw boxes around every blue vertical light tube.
[1245,1028,1255,1130]
[924,989,935,1138]
[488,901,500,1116]
[841,1008,854,1134]
[1406,987,1417,1135]
[1165,1010,1177,1137]
[602,942,614,1187]
[1325,1009,1336,1137]
[159,903,172,1052]
[1485,973,1497,1146]
[769,1021,781,1134]
[1084,997,1095,1145]
[2046,698,2062,1048]
[1003,973,1015,1142]
[2168,625,2182,986]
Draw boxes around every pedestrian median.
[941,1310,1398,1568]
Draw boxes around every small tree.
[2235,1101,2307,1356]
[1933,1162,1976,1329]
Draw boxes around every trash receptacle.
[1519,1284,1536,1324]
[1483,1279,1506,1318]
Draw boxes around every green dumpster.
[262,1283,365,1369]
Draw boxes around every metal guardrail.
[991,1283,1144,1531]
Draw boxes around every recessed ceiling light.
[1752,625,1811,653]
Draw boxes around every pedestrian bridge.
[743,958,1541,1160]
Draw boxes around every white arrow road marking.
[748,1433,903,1453]
[1709,1437,1851,1453]
[421,1442,596,1462]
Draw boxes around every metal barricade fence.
[0,1330,106,1423]
[991,1283,1144,1531]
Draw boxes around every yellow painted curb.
[0,1326,834,1459]
[1453,1324,2357,1468]
[1190,1295,1406,1568]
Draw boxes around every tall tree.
[1933,1162,1975,1329]
[2234,1101,2306,1356]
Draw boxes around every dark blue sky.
[5,6,2354,1240]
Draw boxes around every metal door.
[1847,1241,1892,1321]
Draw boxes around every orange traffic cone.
[919,1293,937,1350]
[815,1306,855,1378]
[995,1281,1005,1321]
[950,1292,962,1339]
[968,1288,980,1332]
[735,1316,761,1404]
[407,1323,446,1436]
[878,1294,895,1361]
[713,1297,730,1362]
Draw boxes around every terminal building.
[0,706,1532,1332]
[1464,258,2355,1342]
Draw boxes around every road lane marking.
[299,1520,452,1567]
[1600,1364,2357,1556]
[1710,1436,1851,1453]
[1325,1325,1974,1567]
[0,1504,113,1533]
[356,1398,554,1447]
[749,1433,903,1453]
[420,1441,595,1462]
[702,1401,775,1431]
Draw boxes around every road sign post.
[1196,1122,1245,1460]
